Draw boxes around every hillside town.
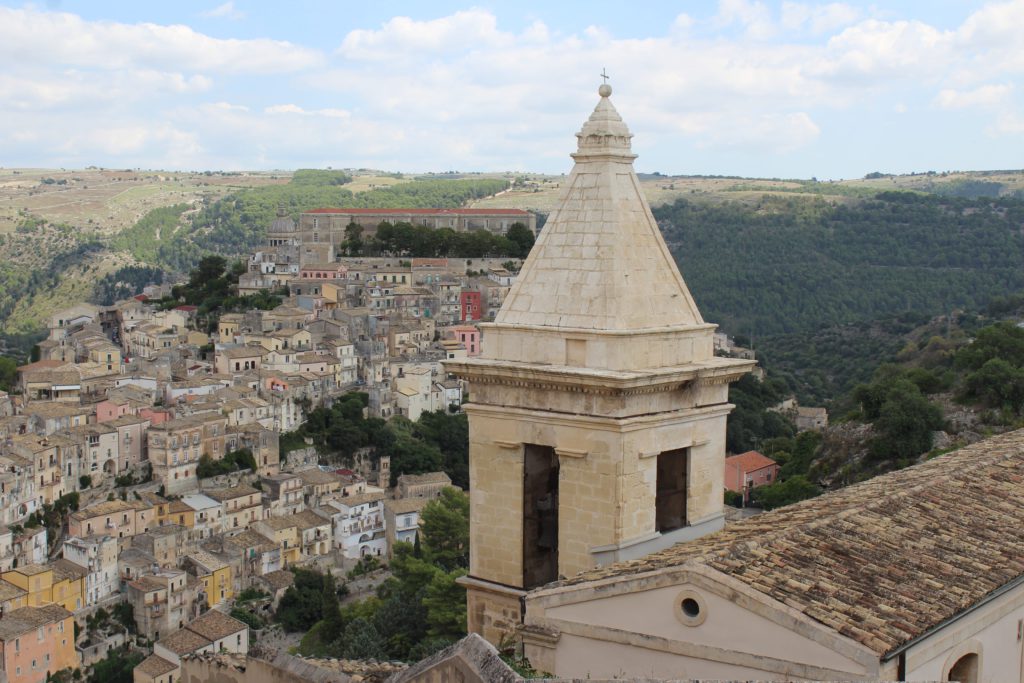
[0,207,533,683]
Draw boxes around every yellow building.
[50,561,86,612]
[2,566,54,607]
[163,500,196,530]
[181,552,232,609]
[252,518,300,567]
[1,562,85,613]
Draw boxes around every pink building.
[450,325,481,356]
[96,399,134,423]
[139,407,173,426]
[724,450,780,501]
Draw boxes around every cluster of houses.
[0,206,513,683]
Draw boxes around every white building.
[384,497,428,556]
[62,535,119,606]
[324,492,387,560]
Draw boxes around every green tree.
[88,648,142,683]
[753,475,820,510]
[423,569,467,639]
[420,488,469,571]
[964,358,1024,412]
[275,568,325,632]
[341,617,385,659]
[0,356,17,391]
[869,380,944,461]
[321,572,344,638]
[506,222,536,259]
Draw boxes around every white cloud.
[781,2,860,34]
[337,9,509,60]
[714,0,776,39]
[990,112,1024,135]
[936,84,1013,109]
[202,2,245,20]
[265,104,350,118]
[0,6,321,74]
[3,4,1024,172]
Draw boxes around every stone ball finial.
[599,83,612,97]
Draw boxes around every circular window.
[674,589,707,627]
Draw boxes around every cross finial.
[600,68,610,85]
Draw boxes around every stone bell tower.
[445,83,754,644]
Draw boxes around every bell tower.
[445,83,754,644]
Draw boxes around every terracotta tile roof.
[0,580,27,603]
[0,604,71,639]
[293,509,331,530]
[333,491,385,508]
[550,429,1024,657]
[203,484,260,502]
[158,627,212,655]
[52,558,87,582]
[184,609,246,642]
[385,498,430,515]
[724,450,778,474]
[135,654,178,677]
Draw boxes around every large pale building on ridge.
[445,83,754,645]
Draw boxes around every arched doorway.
[103,459,116,475]
[947,653,979,683]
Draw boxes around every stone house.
[260,473,304,517]
[127,568,200,640]
[147,413,227,495]
[69,498,155,541]
[202,485,262,533]
[395,472,452,500]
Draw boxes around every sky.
[1,0,1021,179]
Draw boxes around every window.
[656,448,689,533]
[947,653,979,682]
[523,444,559,589]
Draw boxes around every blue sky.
[1,1,1021,178]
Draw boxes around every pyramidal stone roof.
[496,85,703,332]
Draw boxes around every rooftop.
[724,450,778,473]
[203,484,260,502]
[136,654,179,677]
[547,428,1024,658]
[385,497,430,515]
[492,87,702,332]
[158,626,212,655]
[0,604,71,640]
[398,471,452,487]
[184,608,247,641]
